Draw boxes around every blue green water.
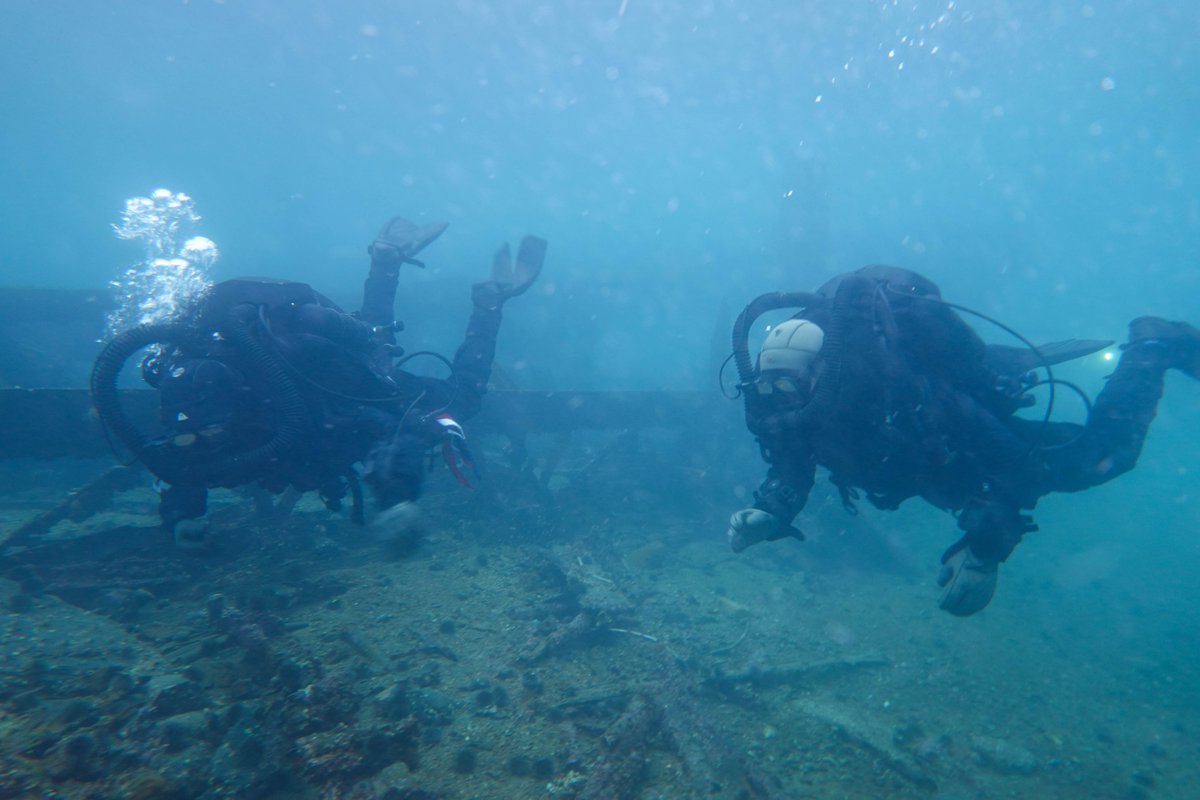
[1,2,1198,798]
[4,1,1197,389]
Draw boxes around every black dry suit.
[739,267,1005,517]
[736,265,1168,565]
[92,278,489,530]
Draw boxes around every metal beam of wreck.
[0,388,723,460]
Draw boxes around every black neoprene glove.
[951,497,1038,563]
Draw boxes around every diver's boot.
[361,217,449,332]
[1127,317,1200,378]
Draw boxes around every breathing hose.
[730,291,823,386]
[90,310,308,483]
[731,277,871,429]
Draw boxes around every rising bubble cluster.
[106,189,218,337]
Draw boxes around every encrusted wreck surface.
[0,434,1196,799]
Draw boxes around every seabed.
[0,428,1196,800]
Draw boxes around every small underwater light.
[1104,351,1114,361]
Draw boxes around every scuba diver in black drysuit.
[727,265,1200,615]
[91,217,546,548]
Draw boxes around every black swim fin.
[511,235,547,297]
[985,338,1113,376]
[490,235,546,299]
[372,217,449,267]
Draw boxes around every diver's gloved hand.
[956,496,1037,563]
[937,547,999,616]
[727,508,804,553]
[472,235,547,310]
[432,414,478,488]
[372,500,425,546]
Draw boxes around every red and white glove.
[433,414,478,488]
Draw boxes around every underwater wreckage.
[2,285,1174,799]
[0,286,716,462]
